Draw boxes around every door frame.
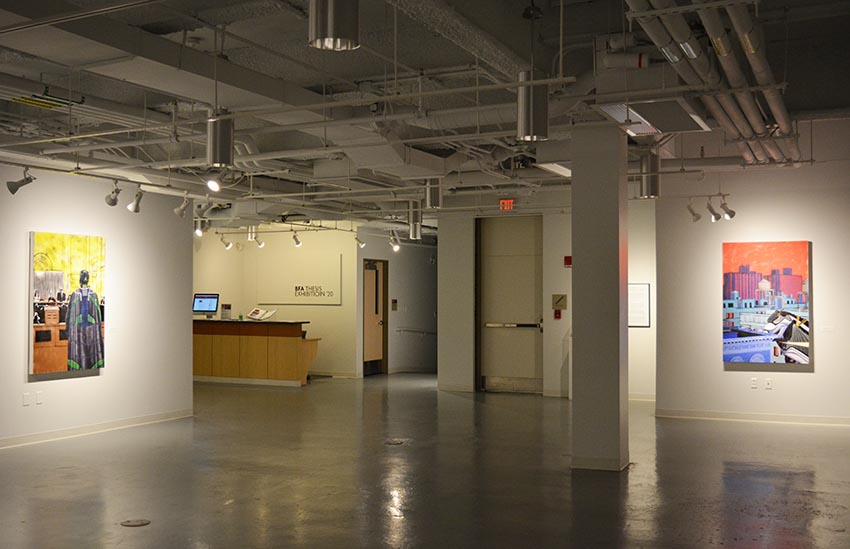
[363,259,389,375]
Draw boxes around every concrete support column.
[570,125,629,471]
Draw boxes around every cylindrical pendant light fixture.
[308,0,360,51]
[639,153,660,199]
[207,109,234,168]
[516,70,548,142]
[408,200,423,241]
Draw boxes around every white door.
[479,216,543,393]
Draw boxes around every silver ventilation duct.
[308,0,360,51]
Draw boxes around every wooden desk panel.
[212,335,240,377]
[240,335,269,378]
[193,333,213,376]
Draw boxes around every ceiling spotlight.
[126,188,143,213]
[706,200,722,223]
[308,0,360,51]
[194,219,204,238]
[720,199,736,220]
[6,167,35,195]
[687,202,702,223]
[104,181,122,206]
[256,238,265,249]
[293,232,302,248]
[173,192,190,218]
[220,235,233,250]
[389,233,401,253]
[206,175,221,192]
[354,236,366,249]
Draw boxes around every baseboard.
[0,408,193,450]
[656,408,850,426]
[542,391,570,399]
[570,456,629,472]
[629,393,656,402]
[194,376,301,388]
[309,371,357,379]
[437,382,474,393]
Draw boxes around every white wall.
[628,198,657,400]
[437,215,477,392]
[355,230,438,375]
[0,169,193,447]
[656,119,850,423]
[193,228,358,377]
[436,195,658,398]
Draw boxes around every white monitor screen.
[192,293,219,313]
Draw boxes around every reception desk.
[193,320,319,387]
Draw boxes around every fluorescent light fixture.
[104,181,122,206]
[679,41,698,59]
[126,189,143,213]
[660,44,681,64]
[687,203,702,223]
[6,168,35,195]
[706,200,722,223]
[720,199,736,220]
[355,236,366,249]
[536,162,572,178]
[173,192,190,217]
[220,235,233,250]
[308,0,360,51]
[293,232,302,248]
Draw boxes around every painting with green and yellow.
[32,232,105,296]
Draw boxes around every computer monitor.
[192,293,219,318]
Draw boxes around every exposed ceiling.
[0,0,847,234]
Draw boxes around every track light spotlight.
[104,181,122,206]
[706,200,721,223]
[687,202,702,223]
[173,192,190,218]
[292,232,302,248]
[256,238,265,249]
[206,173,222,192]
[220,235,233,250]
[354,236,366,249]
[720,199,736,220]
[6,168,35,195]
[194,219,204,238]
[126,188,143,213]
[389,233,401,253]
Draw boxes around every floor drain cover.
[385,439,404,446]
[121,519,151,528]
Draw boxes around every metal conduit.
[647,0,769,163]
[725,3,803,161]
[624,0,757,163]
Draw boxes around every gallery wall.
[655,119,850,422]
[436,193,658,398]
[355,230,438,376]
[0,169,193,447]
[193,228,358,377]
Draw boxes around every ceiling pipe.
[624,0,756,164]
[725,3,803,161]
[646,0,769,163]
[693,1,786,162]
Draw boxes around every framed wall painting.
[30,231,105,381]
[722,241,812,373]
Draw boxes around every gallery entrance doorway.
[363,259,388,376]
[477,216,544,393]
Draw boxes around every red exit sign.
[499,199,515,211]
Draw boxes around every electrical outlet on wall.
[750,377,758,389]
[765,378,773,390]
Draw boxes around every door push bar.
[484,322,543,332]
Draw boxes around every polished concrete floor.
[2,374,849,548]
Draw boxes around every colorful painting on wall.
[30,232,105,380]
[722,241,812,372]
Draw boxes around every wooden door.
[363,260,387,373]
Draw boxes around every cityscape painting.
[722,241,812,372]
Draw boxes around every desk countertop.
[193,319,310,325]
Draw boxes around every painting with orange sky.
[722,241,812,371]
